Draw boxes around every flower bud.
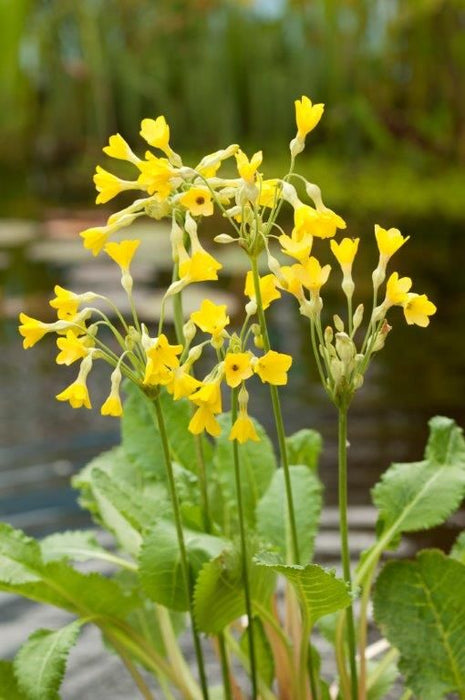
[183,319,196,345]
[335,332,356,364]
[289,136,305,158]
[333,315,345,332]
[305,183,323,209]
[214,234,235,244]
[245,299,258,316]
[352,304,364,333]
[324,326,334,345]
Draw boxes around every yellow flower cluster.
[18,96,437,433]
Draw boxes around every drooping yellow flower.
[258,179,280,208]
[224,352,254,388]
[80,227,111,256]
[385,272,412,307]
[244,271,281,310]
[330,238,360,271]
[49,286,92,321]
[18,313,51,348]
[190,300,229,339]
[188,405,221,437]
[93,166,137,204]
[189,380,222,414]
[293,205,346,240]
[375,225,409,260]
[229,410,260,444]
[403,293,437,327]
[276,264,305,300]
[166,367,202,400]
[143,334,183,385]
[179,188,214,217]
[300,257,331,295]
[56,380,92,409]
[294,96,324,140]
[56,330,93,365]
[140,116,171,154]
[100,367,123,417]
[178,251,222,284]
[103,134,140,164]
[136,153,174,199]
[235,149,263,184]
[279,232,313,262]
[253,350,292,385]
[104,240,141,271]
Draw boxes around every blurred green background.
[2,0,465,218]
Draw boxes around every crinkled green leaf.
[450,531,465,565]
[285,429,322,472]
[255,555,351,628]
[40,530,106,564]
[0,661,27,700]
[256,465,323,563]
[211,412,276,532]
[240,617,274,686]
[372,417,465,545]
[193,547,275,633]
[374,549,465,699]
[14,621,81,700]
[0,522,42,584]
[139,521,227,611]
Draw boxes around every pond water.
[1,213,464,548]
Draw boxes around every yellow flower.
[166,367,202,400]
[330,238,359,271]
[244,271,281,310]
[190,381,222,414]
[93,166,137,204]
[403,293,437,327]
[18,313,50,348]
[144,334,183,374]
[49,286,83,320]
[188,405,221,437]
[293,205,346,240]
[235,149,263,184]
[143,363,173,387]
[103,133,139,164]
[276,264,305,300]
[56,380,91,409]
[279,232,313,262]
[224,352,254,388]
[295,96,324,140]
[229,410,260,444]
[258,179,280,208]
[300,257,331,294]
[140,116,171,154]
[101,393,123,417]
[179,188,214,217]
[56,331,93,365]
[178,251,222,284]
[190,300,229,338]
[80,227,110,256]
[136,153,174,199]
[375,225,409,260]
[104,240,141,270]
[385,272,412,306]
[254,350,292,385]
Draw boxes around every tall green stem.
[250,256,300,564]
[150,396,210,700]
[231,389,258,699]
[338,405,358,700]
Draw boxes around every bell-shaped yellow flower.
[279,232,313,263]
[188,405,221,437]
[104,240,141,271]
[178,251,222,284]
[140,116,171,154]
[375,225,409,260]
[136,153,174,199]
[244,271,281,310]
[293,205,346,240]
[18,313,51,348]
[49,286,88,320]
[56,380,91,409]
[103,134,140,164]
[190,380,222,414]
[276,264,305,300]
[254,350,292,385]
[294,96,324,140]
[330,238,360,271]
[403,293,437,327]
[235,149,263,184]
[166,367,202,400]
[258,179,280,208]
[190,300,229,338]
[385,272,412,307]
[101,392,123,417]
[80,227,110,256]
[224,352,254,388]
[300,257,331,294]
[93,166,137,204]
[179,188,214,217]
[229,410,260,444]
[56,330,93,365]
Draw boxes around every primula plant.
[4,96,465,700]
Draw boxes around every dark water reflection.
[1,215,464,541]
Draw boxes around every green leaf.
[240,617,274,686]
[256,465,323,563]
[372,416,465,546]
[40,530,107,563]
[211,413,276,532]
[14,621,81,700]
[373,549,465,699]
[255,555,351,628]
[285,429,323,472]
[193,547,275,634]
[450,531,465,565]
[139,521,227,611]
[0,661,27,700]
[366,657,398,700]
[0,522,42,584]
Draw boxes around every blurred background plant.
[2,0,464,216]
